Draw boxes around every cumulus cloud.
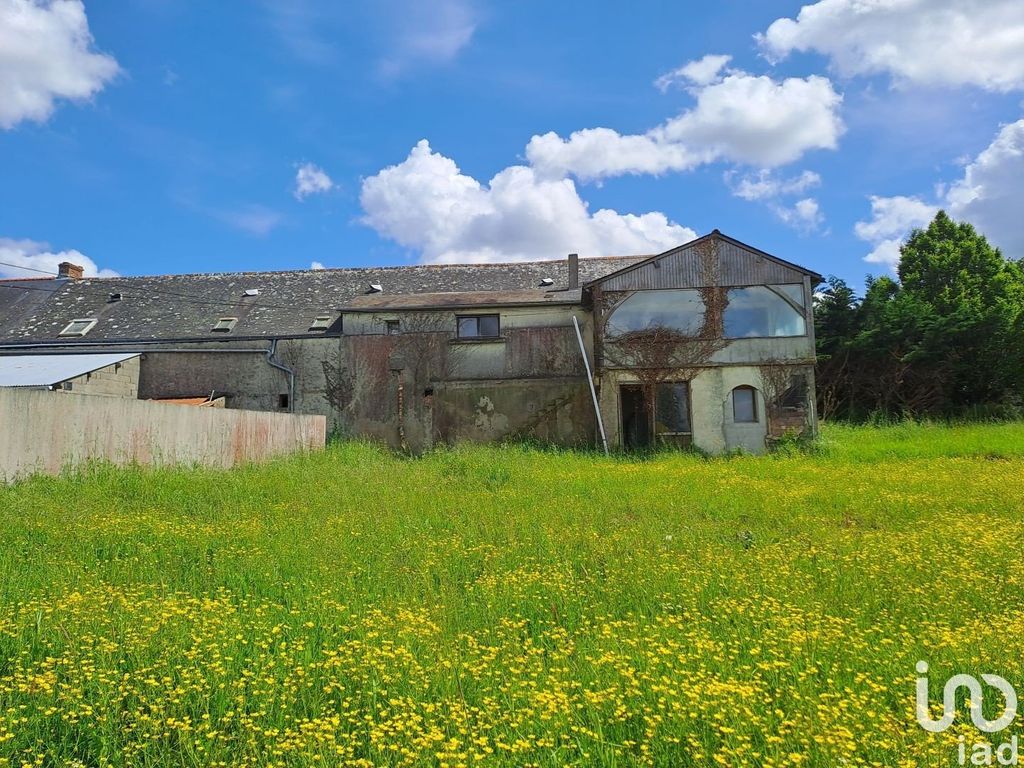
[293,162,334,200]
[360,140,696,263]
[855,120,1024,270]
[654,54,732,91]
[526,70,843,181]
[725,169,821,202]
[310,261,325,270]
[724,169,824,231]
[0,0,119,129]
[759,0,1024,91]
[854,195,939,271]
[945,119,1024,258]
[0,238,117,278]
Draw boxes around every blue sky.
[1,1,1022,288]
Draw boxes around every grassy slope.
[1,423,1023,767]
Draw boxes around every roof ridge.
[70,254,651,282]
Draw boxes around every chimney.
[568,253,579,289]
[57,262,84,280]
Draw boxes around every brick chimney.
[568,253,579,289]
[57,262,84,279]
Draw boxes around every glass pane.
[655,383,690,433]
[457,317,478,337]
[478,315,500,337]
[776,284,805,307]
[780,374,808,409]
[724,286,807,338]
[607,289,705,336]
[733,387,757,423]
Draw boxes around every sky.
[1,0,1022,289]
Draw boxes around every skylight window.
[244,288,260,296]
[212,317,238,332]
[540,278,554,287]
[368,283,383,293]
[309,315,333,330]
[59,318,97,337]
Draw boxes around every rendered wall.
[0,388,326,482]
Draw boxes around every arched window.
[724,286,806,338]
[732,385,758,423]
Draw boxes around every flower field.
[2,422,1024,767]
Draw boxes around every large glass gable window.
[724,286,806,338]
[607,289,705,336]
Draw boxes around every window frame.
[385,319,401,336]
[211,317,238,333]
[309,315,333,331]
[58,318,98,337]
[732,385,759,424]
[654,381,693,438]
[456,313,501,340]
[722,284,808,339]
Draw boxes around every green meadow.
[1,423,1023,767]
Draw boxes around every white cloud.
[526,70,843,181]
[381,0,476,76]
[724,169,824,231]
[759,0,1024,92]
[293,162,334,200]
[854,195,939,271]
[0,238,117,278]
[654,54,732,91]
[0,0,119,129]
[946,119,1024,258]
[773,198,825,233]
[360,140,696,263]
[726,169,821,201]
[310,261,325,270]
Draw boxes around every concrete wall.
[433,378,593,446]
[59,355,140,398]
[0,387,326,482]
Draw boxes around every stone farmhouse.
[0,231,822,453]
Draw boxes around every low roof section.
[0,353,140,388]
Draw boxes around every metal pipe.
[572,315,608,455]
[265,339,296,414]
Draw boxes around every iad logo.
[916,661,1019,766]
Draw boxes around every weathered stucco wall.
[433,378,593,446]
[60,355,140,398]
[0,387,325,482]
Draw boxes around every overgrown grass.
[2,423,1023,766]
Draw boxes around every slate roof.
[0,257,646,344]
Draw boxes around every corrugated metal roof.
[0,353,140,387]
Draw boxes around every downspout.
[266,339,295,413]
[573,315,609,456]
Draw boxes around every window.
[59,318,97,337]
[724,286,806,338]
[385,319,400,335]
[212,317,237,333]
[606,289,705,336]
[278,394,290,410]
[309,315,333,330]
[655,382,691,435]
[779,373,808,411]
[457,314,500,339]
[733,386,758,423]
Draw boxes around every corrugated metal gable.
[590,233,820,291]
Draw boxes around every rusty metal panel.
[596,238,811,290]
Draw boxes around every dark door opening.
[620,385,651,450]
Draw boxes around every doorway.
[620,385,651,450]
